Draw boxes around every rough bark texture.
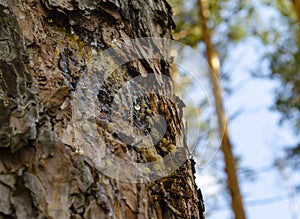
[0,0,203,218]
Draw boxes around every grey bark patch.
[0,5,39,153]
[0,183,13,215]
[0,174,15,187]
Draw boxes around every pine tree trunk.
[198,0,246,218]
[293,0,300,24]
[0,0,203,218]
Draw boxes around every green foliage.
[260,0,300,135]
[171,0,202,47]
[270,45,300,132]
[285,143,300,169]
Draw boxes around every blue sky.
[196,35,300,219]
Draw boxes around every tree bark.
[292,0,300,42]
[0,0,203,218]
[293,0,300,24]
[198,0,246,219]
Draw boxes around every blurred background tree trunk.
[198,0,246,218]
[0,0,203,218]
[292,0,300,23]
